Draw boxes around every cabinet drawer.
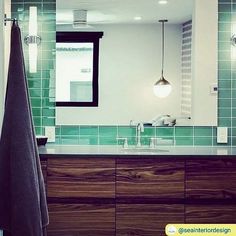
[47,203,115,236]
[47,158,115,198]
[117,158,185,199]
[186,204,236,223]
[116,204,184,236]
[186,160,236,199]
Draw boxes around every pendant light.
[153,19,172,98]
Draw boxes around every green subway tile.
[219,0,231,3]
[232,118,236,127]
[140,137,151,146]
[219,3,231,12]
[218,61,231,70]
[232,108,236,116]
[218,51,231,61]
[78,136,98,145]
[80,126,98,135]
[118,126,136,136]
[42,108,55,116]
[218,118,231,126]
[32,108,42,117]
[233,4,236,12]
[232,89,236,98]
[29,89,42,97]
[218,98,231,107]
[11,4,24,13]
[42,117,55,126]
[175,127,193,137]
[218,13,231,22]
[61,126,79,135]
[232,80,236,89]
[35,127,43,136]
[142,127,155,136]
[42,79,50,88]
[175,137,193,146]
[218,108,231,117]
[218,80,231,89]
[232,128,236,136]
[33,117,42,126]
[194,137,213,146]
[55,137,61,144]
[55,126,61,135]
[61,136,78,145]
[213,127,217,136]
[218,69,231,80]
[27,71,42,79]
[194,127,212,136]
[218,89,231,98]
[99,126,117,136]
[232,99,236,107]
[43,3,56,11]
[99,137,117,145]
[156,127,174,137]
[218,22,231,32]
[31,98,42,107]
[28,79,41,88]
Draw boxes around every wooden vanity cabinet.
[46,157,116,236]
[40,155,236,236]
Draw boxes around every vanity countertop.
[38,145,236,157]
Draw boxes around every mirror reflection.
[56,0,218,126]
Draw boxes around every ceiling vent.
[73,10,92,28]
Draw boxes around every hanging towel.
[0,21,49,236]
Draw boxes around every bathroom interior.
[1,0,236,235]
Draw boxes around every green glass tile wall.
[11,0,56,135]
[10,0,236,146]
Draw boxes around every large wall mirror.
[56,0,218,126]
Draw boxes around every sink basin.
[121,147,169,153]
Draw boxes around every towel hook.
[4,14,18,26]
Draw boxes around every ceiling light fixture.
[158,0,168,5]
[134,16,142,21]
[153,19,172,98]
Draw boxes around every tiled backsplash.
[11,0,235,146]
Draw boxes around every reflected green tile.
[175,127,193,137]
[218,98,231,108]
[218,51,231,61]
[55,127,61,135]
[43,3,56,11]
[24,3,42,12]
[194,137,213,146]
[61,126,79,135]
[42,79,50,88]
[218,108,231,117]
[213,127,217,136]
[218,69,231,80]
[219,0,231,3]
[78,136,98,145]
[232,80,236,89]
[232,118,236,126]
[219,80,231,89]
[99,137,117,145]
[35,127,43,135]
[232,108,236,116]
[232,99,236,107]
[175,137,193,146]
[80,126,98,135]
[218,23,231,32]
[29,89,42,97]
[99,126,117,136]
[156,127,174,137]
[55,137,61,144]
[218,61,231,70]
[218,13,231,22]
[194,127,212,136]
[118,126,136,136]
[28,79,41,89]
[11,4,24,13]
[42,117,55,126]
[219,4,231,12]
[218,89,231,98]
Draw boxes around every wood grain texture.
[186,160,236,199]
[116,204,184,236]
[116,158,185,199]
[47,203,115,236]
[186,204,236,223]
[47,158,115,198]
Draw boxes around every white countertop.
[38,145,236,156]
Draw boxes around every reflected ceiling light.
[24,6,41,73]
[134,16,142,21]
[153,19,172,98]
[158,0,168,5]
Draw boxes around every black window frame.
[56,31,104,107]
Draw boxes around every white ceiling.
[56,0,194,25]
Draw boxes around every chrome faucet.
[136,123,144,147]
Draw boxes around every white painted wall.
[56,24,182,125]
[191,0,218,126]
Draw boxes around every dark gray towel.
[0,21,49,236]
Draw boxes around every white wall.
[56,24,182,125]
[192,0,218,126]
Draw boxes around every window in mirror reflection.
[56,32,103,107]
